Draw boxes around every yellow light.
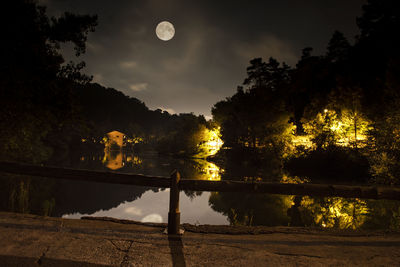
[330,121,342,132]
[194,159,223,181]
[197,127,224,157]
[291,135,314,149]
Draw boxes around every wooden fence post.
[168,170,181,235]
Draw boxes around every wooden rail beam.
[0,161,170,188]
[1,161,400,200]
[179,180,400,200]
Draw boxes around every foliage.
[302,110,340,149]
[156,113,209,156]
[212,57,294,158]
[212,0,400,184]
[301,108,372,149]
[196,126,224,158]
[367,97,400,184]
[0,0,97,163]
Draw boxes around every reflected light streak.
[195,160,223,181]
[203,162,223,181]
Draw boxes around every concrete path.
[0,212,400,266]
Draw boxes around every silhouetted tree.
[0,0,97,163]
[213,57,292,155]
[326,31,351,63]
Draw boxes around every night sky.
[41,0,366,119]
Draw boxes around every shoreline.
[81,215,400,236]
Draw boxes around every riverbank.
[1,212,399,266]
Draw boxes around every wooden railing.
[1,161,400,234]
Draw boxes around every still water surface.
[1,149,399,230]
[62,150,228,224]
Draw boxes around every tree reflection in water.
[208,191,400,230]
[0,174,56,217]
[207,158,400,230]
[209,192,293,226]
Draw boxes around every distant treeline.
[72,82,212,157]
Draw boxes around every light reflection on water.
[100,149,223,181]
[68,149,228,224]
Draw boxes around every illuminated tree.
[212,57,293,157]
[302,110,339,149]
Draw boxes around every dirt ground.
[0,211,399,266]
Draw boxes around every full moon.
[156,21,175,41]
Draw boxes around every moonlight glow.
[156,21,175,41]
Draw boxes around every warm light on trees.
[196,127,224,158]
[300,109,371,149]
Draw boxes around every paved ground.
[0,212,400,266]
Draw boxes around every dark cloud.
[42,0,366,118]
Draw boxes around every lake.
[0,149,399,230]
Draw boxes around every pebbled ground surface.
[0,212,400,266]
